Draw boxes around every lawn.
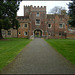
[45,39,75,65]
[0,38,31,71]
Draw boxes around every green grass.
[0,38,31,71]
[45,39,75,65]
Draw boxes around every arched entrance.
[34,29,42,38]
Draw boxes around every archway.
[34,29,42,38]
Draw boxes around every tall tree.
[0,0,22,39]
[68,0,75,27]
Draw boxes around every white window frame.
[59,24,63,28]
[24,32,27,36]
[35,19,40,25]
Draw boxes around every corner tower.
[24,6,31,17]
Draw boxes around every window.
[24,32,27,36]
[8,31,11,35]
[19,25,21,28]
[59,33,62,37]
[48,24,51,28]
[36,12,40,16]
[59,24,63,28]
[25,24,27,27]
[36,19,40,25]
[48,33,51,36]
[18,32,21,35]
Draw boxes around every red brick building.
[1,5,75,39]
[17,5,69,39]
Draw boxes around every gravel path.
[0,38,75,74]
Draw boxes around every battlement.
[24,5,46,12]
[24,5,30,16]
[24,5,30,8]
[31,6,46,9]
[31,5,46,11]
[24,5,46,9]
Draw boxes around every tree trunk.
[0,29,3,39]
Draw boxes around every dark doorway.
[34,29,42,38]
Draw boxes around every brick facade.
[2,5,75,39]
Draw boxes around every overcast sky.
[17,1,72,16]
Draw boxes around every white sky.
[17,1,72,16]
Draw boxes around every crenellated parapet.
[31,6,46,8]
[24,5,46,11]
[30,5,46,12]
[17,16,29,23]
[24,5,31,16]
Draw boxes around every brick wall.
[67,33,75,39]
[29,6,47,38]
[17,17,30,38]
[47,14,68,39]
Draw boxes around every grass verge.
[0,38,31,71]
[45,39,75,65]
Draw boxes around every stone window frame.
[24,32,28,36]
[59,33,62,37]
[36,12,40,17]
[48,32,51,36]
[59,23,63,28]
[35,19,40,25]
[48,24,52,28]
[8,31,11,35]
[24,23,28,28]
[18,32,21,35]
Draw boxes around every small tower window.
[36,12,40,16]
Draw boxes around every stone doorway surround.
[34,29,42,38]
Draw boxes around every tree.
[68,0,75,27]
[48,6,66,14]
[0,0,22,39]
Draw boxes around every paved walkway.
[0,38,75,74]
